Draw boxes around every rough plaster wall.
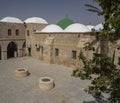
[31,33,95,68]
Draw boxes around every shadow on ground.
[83,95,109,103]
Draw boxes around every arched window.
[16,29,19,36]
[8,29,12,36]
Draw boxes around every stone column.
[18,49,23,57]
[1,51,7,60]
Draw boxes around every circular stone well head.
[39,77,54,91]
[15,68,29,78]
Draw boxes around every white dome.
[64,23,90,33]
[41,24,63,32]
[86,25,95,31]
[24,17,48,24]
[0,17,23,23]
[95,23,103,32]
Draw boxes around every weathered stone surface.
[0,57,94,103]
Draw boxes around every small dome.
[86,25,95,31]
[41,24,63,32]
[64,23,90,33]
[0,17,23,23]
[24,17,48,24]
[95,23,103,32]
[57,18,74,29]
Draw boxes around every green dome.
[57,18,74,29]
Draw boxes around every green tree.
[72,0,120,102]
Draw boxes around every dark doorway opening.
[7,42,17,58]
[22,42,26,56]
[28,47,31,56]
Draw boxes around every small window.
[72,50,77,59]
[8,29,12,36]
[16,29,19,36]
[55,48,59,56]
[27,30,29,36]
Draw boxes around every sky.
[0,0,104,25]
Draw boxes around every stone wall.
[0,22,26,60]
[30,32,99,68]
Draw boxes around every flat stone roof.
[0,57,95,103]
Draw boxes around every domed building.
[0,16,101,68]
[1,16,117,69]
[32,22,97,67]
[57,18,74,29]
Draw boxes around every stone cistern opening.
[39,77,54,91]
[15,68,29,78]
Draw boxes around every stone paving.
[0,57,96,103]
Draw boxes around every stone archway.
[0,46,1,60]
[7,42,17,58]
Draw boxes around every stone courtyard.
[0,57,97,103]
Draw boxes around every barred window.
[72,50,77,59]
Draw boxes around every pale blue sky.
[0,0,104,25]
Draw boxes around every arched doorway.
[7,42,17,58]
[0,46,1,60]
[22,42,26,56]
